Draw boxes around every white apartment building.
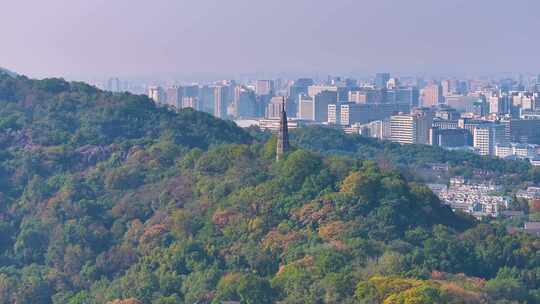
[390,115,417,144]
[473,124,506,156]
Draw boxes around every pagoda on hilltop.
[276,97,290,161]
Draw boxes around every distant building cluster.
[96,73,540,164]
[428,178,510,218]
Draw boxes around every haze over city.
[2,0,540,80]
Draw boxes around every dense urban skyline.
[2,0,540,80]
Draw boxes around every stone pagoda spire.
[276,97,290,161]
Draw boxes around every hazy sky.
[1,0,539,79]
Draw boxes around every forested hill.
[0,74,250,149]
[0,68,16,77]
[0,75,538,303]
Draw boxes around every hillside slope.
[0,75,538,303]
[0,67,16,77]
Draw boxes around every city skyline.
[2,0,540,80]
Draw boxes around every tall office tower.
[233,86,257,118]
[166,86,183,108]
[313,90,338,122]
[276,98,290,161]
[107,78,121,92]
[337,86,355,101]
[458,118,485,145]
[394,87,420,107]
[412,108,434,144]
[183,85,200,98]
[489,96,503,114]
[308,85,338,97]
[457,81,468,95]
[421,83,444,107]
[256,80,274,96]
[266,96,285,119]
[429,128,470,147]
[349,89,382,104]
[198,86,214,115]
[289,79,313,100]
[375,73,390,89]
[328,101,362,125]
[213,86,228,119]
[338,102,362,126]
[389,111,432,145]
[390,115,418,144]
[327,103,341,124]
[287,78,314,117]
[330,102,410,126]
[512,92,535,111]
[298,95,314,120]
[441,80,451,97]
[148,86,166,105]
[473,123,507,156]
[507,119,540,143]
[473,125,493,156]
[295,78,315,87]
[447,95,487,115]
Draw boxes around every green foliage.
[0,75,537,303]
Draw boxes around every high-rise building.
[390,115,418,144]
[298,94,314,120]
[349,89,382,104]
[489,96,503,114]
[389,111,432,145]
[183,85,200,98]
[199,86,215,114]
[441,80,451,97]
[287,78,314,117]
[429,128,470,147]
[148,86,166,105]
[266,96,284,119]
[213,86,228,119]
[506,119,540,143]
[308,85,338,98]
[473,123,507,156]
[256,80,274,96]
[339,102,363,126]
[313,90,338,122]
[447,95,487,115]
[233,86,257,118]
[330,102,410,125]
[473,125,493,156]
[276,98,290,162]
[393,87,419,107]
[327,103,342,125]
[166,86,183,108]
[441,79,458,97]
[421,83,443,107]
[375,73,390,89]
[412,108,434,145]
